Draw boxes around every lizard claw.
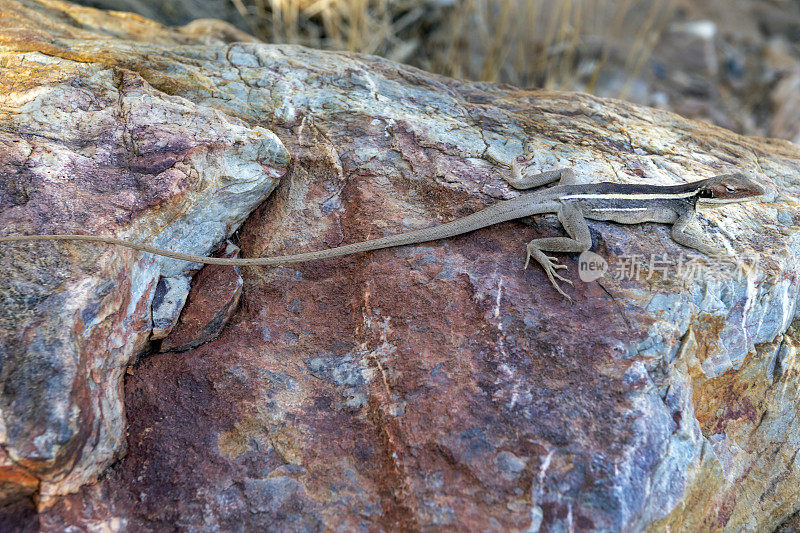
[525,245,575,301]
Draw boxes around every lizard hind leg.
[524,202,592,301]
[525,244,575,300]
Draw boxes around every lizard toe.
[551,270,573,285]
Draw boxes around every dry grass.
[232,0,675,96]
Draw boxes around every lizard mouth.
[698,194,763,206]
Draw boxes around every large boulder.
[0,0,799,530]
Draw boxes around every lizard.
[0,153,765,301]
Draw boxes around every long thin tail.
[0,193,547,267]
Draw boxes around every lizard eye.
[726,185,736,192]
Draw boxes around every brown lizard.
[0,155,765,300]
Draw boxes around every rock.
[591,1,800,142]
[150,275,192,339]
[1,0,799,531]
[770,70,800,144]
[159,243,243,352]
[0,497,38,532]
[659,21,719,77]
[0,0,290,509]
[243,474,306,516]
[766,39,800,145]
[776,510,800,532]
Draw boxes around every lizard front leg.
[671,211,724,257]
[507,157,578,190]
[525,202,592,301]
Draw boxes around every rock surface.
[1,0,799,531]
[0,0,289,510]
[159,243,243,352]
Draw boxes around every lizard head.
[696,173,766,205]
